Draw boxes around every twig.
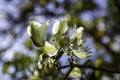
[62,57,74,80]
[62,67,73,80]
[58,63,120,74]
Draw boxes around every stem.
[58,63,120,74]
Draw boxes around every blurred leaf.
[2,62,11,74]
[72,50,90,58]
[25,38,33,49]
[13,53,33,70]
[31,70,40,80]
[39,0,47,6]
[69,68,81,78]
[20,2,34,20]
[75,2,83,11]
[94,58,104,79]
[95,57,104,67]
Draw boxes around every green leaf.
[50,35,60,49]
[72,50,90,58]
[3,62,11,74]
[52,19,68,35]
[77,39,84,46]
[27,21,49,47]
[71,27,84,46]
[59,20,68,34]
[44,41,58,57]
[27,21,41,45]
[39,20,49,44]
[37,58,43,70]
[41,58,55,75]
[69,68,81,78]
[52,19,60,34]
[25,38,33,49]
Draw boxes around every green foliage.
[27,19,90,79]
[52,19,68,35]
[13,53,34,71]
[25,38,33,50]
[69,68,81,78]
[27,21,49,47]
[2,62,11,74]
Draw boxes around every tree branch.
[58,63,120,74]
[62,67,73,80]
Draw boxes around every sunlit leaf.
[44,41,58,57]
[69,68,81,78]
[72,50,90,58]
[77,39,84,46]
[71,27,84,43]
[59,20,68,34]
[39,20,49,43]
[52,19,68,35]
[52,19,60,34]
[27,21,49,47]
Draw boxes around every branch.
[62,67,73,80]
[58,63,120,74]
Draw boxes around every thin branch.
[63,67,73,80]
[58,63,120,74]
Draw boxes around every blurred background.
[0,0,120,80]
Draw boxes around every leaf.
[52,19,68,35]
[69,68,81,78]
[3,62,11,74]
[95,57,104,67]
[52,19,60,34]
[59,20,68,34]
[25,38,33,49]
[39,20,49,44]
[71,27,84,44]
[37,58,43,70]
[44,41,58,57]
[50,35,60,49]
[41,58,55,75]
[72,50,90,58]
[27,21,41,43]
[27,21,49,47]
[77,39,84,46]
